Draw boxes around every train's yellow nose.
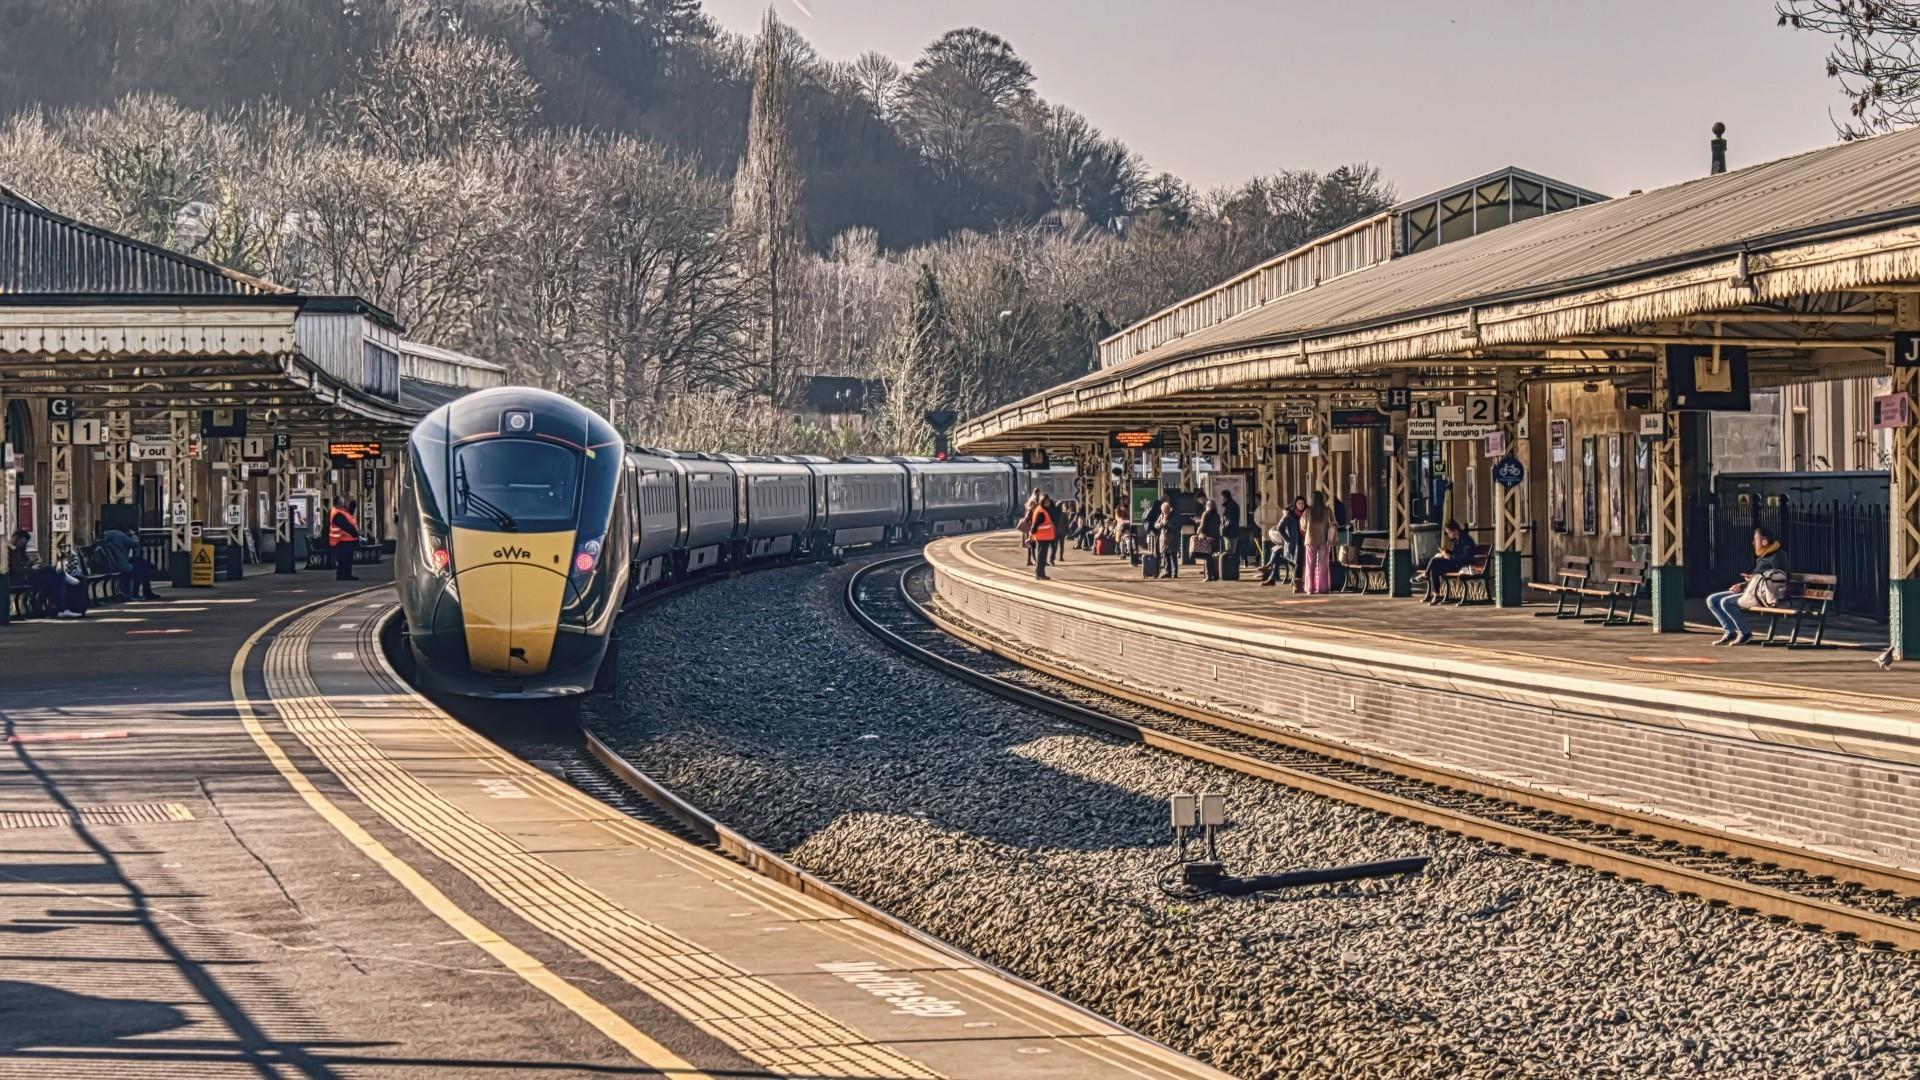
[450,529,573,676]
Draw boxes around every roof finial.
[1711,122,1728,175]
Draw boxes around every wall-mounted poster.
[1581,436,1598,536]
[1549,419,1570,534]
[1607,434,1624,537]
[1633,437,1653,542]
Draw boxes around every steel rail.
[847,554,1920,951]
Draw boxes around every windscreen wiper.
[455,460,518,531]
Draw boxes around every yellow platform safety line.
[949,532,1920,717]
[228,590,711,1079]
[250,594,942,1080]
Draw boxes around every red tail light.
[431,546,451,572]
[573,551,596,573]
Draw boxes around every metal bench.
[1528,554,1596,618]
[1339,537,1391,594]
[1439,552,1492,604]
[1585,559,1647,626]
[1746,571,1837,648]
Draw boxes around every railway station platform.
[1,563,1220,1078]
[926,532,1920,878]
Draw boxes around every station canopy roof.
[0,184,500,438]
[958,125,1920,452]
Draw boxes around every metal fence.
[1713,500,1887,619]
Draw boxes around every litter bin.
[1411,523,1443,565]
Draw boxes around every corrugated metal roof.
[0,187,290,298]
[1104,126,1920,376]
[400,377,476,412]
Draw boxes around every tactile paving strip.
[0,802,194,830]
[262,598,942,1080]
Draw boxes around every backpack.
[1739,569,1788,610]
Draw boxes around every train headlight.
[432,546,452,572]
[572,538,602,576]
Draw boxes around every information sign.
[47,398,73,422]
[1484,430,1508,458]
[329,440,383,466]
[1874,392,1914,430]
[1384,387,1411,412]
[242,436,269,461]
[72,417,103,445]
[1279,402,1315,420]
[1021,448,1051,470]
[1638,413,1667,439]
[1492,456,1527,489]
[224,504,243,526]
[1897,332,1920,369]
[1329,408,1389,430]
[130,435,171,462]
[1108,430,1160,451]
[50,503,70,534]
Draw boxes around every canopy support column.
[1178,425,1196,492]
[0,382,10,625]
[1310,401,1334,506]
[1256,403,1280,530]
[167,410,194,586]
[1387,378,1411,597]
[1650,364,1686,632]
[1493,369,1526,607]
[1890,297,1920,659]
[49,410,72,559]
[275,440,297,573]
[107,410,132,507]
[223,436,245,581]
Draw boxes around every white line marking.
[331,651,356,661]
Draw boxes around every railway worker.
[1706,526,1788,647]
[1026,494,1058,580]
[327,496,362,582]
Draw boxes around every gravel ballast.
[585,557,1920,1080]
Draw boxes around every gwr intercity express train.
[397,387,1076,698]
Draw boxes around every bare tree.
[331,32,539,160]
[849,50,904,119]
[1780,1,1920,137]
[731,10,807,404]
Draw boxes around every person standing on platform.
[1195,497,1223,581]
[328,496,361,582]
[1220,488,1242,559]
[1156,498,1181,579]
[1025,494,1058,580]
[1302,493,1335,594]
[1019,492,1038,565]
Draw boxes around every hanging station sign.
[1896,332,1920,368]
[1021,448,1052,470]
[1874,392,1914,430]
[1664,344,1751,411]
[1108,430,1161,451]
[1328,408,1389,430]
[328,440,383,467]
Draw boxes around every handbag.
[1191,535,1216,556]
[1738,569,1787,610]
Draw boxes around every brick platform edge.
[929,550,1920,872]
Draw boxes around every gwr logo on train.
[493,545,533,560]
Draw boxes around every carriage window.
[452,439,578,528]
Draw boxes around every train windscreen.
[452,439,579,531]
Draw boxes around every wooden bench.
[1439,551,1492,604]
[1528,554,1597,618]
[1339,537,1391,594]
[1746,571,1837,648]
[1585,559,1647,626]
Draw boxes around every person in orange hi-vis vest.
[1024,494,1057,581]
[327,496,361,582]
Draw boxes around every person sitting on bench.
[1418,521,1477,605]
[1706,526,1787,646]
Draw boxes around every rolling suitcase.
[1220,553,1240,581]
[1141,553,1160,578]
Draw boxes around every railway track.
[396,549,1194,1061]
[846,553,1920,952]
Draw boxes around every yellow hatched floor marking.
[228,592,708,1077]
[262,596,941,1080]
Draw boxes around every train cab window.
[452,439,579,529]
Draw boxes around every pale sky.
[701,0,1846,202]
